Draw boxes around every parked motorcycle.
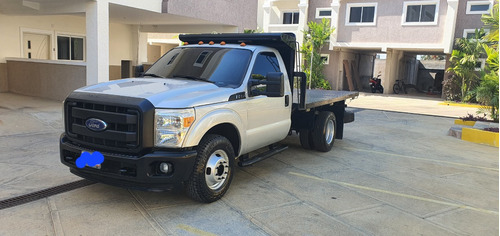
[369,74,384,93]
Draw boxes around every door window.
[250,52,281,93]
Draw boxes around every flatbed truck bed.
[293,89,359,110]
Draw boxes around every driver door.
[245,51,291,152]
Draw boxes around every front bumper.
[60,134,197,191]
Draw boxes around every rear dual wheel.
[299,111,336,152]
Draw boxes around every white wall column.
[443,0,459,54]
[262,0,272,32]
[86,0,109,85]
[297,0,309,45]
[329,0,341,50]
[137,31,148,65]
[384,49,403,94]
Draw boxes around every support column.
[384,49,403,94]
[262,0,272,32]
[86,0,109,85]
[297,0,309,46]
[443,0,459,54]
[137,31,148,65]
[330,0,341,50]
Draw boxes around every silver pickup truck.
[60,33,358,202]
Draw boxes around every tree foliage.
[476,3,499,121]
[301,18,335,89]
[446,30,485,101]
[446,4,498,121]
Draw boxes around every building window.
[463,29,488,40]
[346,3,377,26]
[402,1,439,25]
[320,54,330,65]
[57,35,84,61]
[475,58,486,71]
[466,1,492,14]
[283,11,299,24]
[316,8,332,18]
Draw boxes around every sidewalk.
[346,92,479,118]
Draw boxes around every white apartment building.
[0,0,257,100]
[258,0,494,93]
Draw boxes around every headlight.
[154,108,195,148]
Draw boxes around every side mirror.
[249,72,284,97]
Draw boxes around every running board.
[238,144,288,167]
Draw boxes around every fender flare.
[183,108,244,152]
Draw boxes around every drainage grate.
[0,179,95,210]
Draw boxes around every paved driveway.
[0,93,498,235]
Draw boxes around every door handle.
[285,95,289,107]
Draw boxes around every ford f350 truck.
[60,33,358,202]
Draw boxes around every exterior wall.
[336,0,447,46]
[454,0,487,39]
[324,49,359,90]
[0,13,135,66]
[109,22,136,66]
[0,13,85,63]
[110,65,122,81]
[0,63,7,92]
[6,59,86,101]
[163,0,257,32]
[147,44,162,63]
[307,0,331,23]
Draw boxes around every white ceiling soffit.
[108,3,220,26]
[0,0,232,28]
[0,0,89,15]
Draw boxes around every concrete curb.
[462,127,499,147]
[449,119,499,147]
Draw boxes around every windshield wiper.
[142,73,163,78]
[172,75,215,84]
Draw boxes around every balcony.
[267,24,300,33]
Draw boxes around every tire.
[378,86,384,93]
[299,129,315,150]
[186,134,234,203]
[312,111,336,152]
[370,86,376,93]
[393,84,400,94]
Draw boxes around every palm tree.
[476,4,499,121]
[446,30,485,101]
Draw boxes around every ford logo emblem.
[85,118,108,132]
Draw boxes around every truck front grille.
[66,101,140,151]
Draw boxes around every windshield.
[145,47,252,88]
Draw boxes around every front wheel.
[186,134,234,203]
[312,111,336,152]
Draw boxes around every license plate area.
[82,150,102,169]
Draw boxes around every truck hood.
[74,78,236,108]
